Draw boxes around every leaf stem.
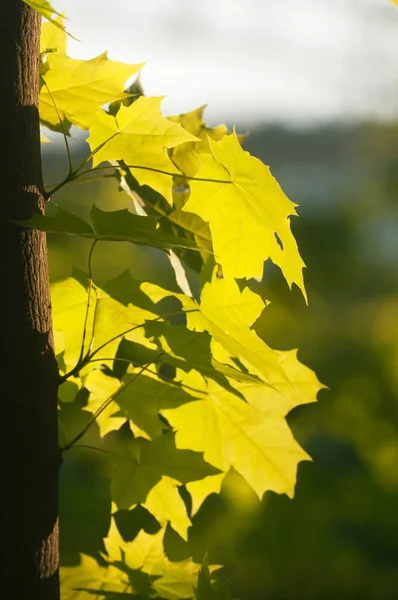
[76,163,232,185]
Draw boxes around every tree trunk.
[0,2,60,599]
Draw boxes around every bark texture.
[0,3,60,599]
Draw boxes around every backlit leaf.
[163,378,310,499]
[86,97,197,202]
[40,14,66,54]
[60,554,129,599]
[20,205,202,252]
[184,133,306,295]
[106,431,220,510]
[40,52,142,130]
[142,476,192,540]
[186,474,225,516]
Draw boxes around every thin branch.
[68,444,138,464]
[45,173,116,189]
[80,357,206,396]
[78,240,97,361]
[40,74,73,177]
[60,355,163,453]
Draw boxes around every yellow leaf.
[142,476,192,540]
[40,52,143,130]
[60,554,129,600]
[87,97,198,203]
[163,378,310,499]
[186,474,225,515]
[84,369,125,437]
[169,105,245,177]
[40,14,66,54]
[187,275,290,387]
[185,133,306,296]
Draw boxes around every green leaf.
[89,205,202,252]
[19,205,204,253]
[184,133,306,296]
[115,368,199,440]
[194,556,234,600]
[86,97,197,202]
[106,431,220,510]
[19,206,94,236]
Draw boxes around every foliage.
[22,4,323,599]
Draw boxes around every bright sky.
[52,0,398,126]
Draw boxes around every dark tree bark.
[0,2,60,599]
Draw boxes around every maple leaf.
[142,476,192,540]
[86,97,197,203]
[105,522,202,599]
[184,133,306,296]
[105,431,219,510]
[24,0,64,29]
[186,275,291,388]
[40,50,143,130]
[162,377,310,499]
[40,14,66,55]
[51,274,158,374]
[60,554,129,600]
[169,105,245,178]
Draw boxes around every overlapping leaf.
[184,133,306,295]
[40,34,142,129]
[20,204,202,252]
[86,97,198,202]
[163,376,312,499]
[105,431,219,511]
[40,14,66,54]
[104,521,202,599]
[24,0,65,31]
[51,273,159,374]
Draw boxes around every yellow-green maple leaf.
[84,369,125,437]
[184,133,306,295]
[142,476,192,540]
[51,276,158,375]
[104,521,201,599]
[163,377,310,499]
[60,554,129,600]
[40,52,143,130]
[186,474,225,515]
[87,97,197,203]
[24,0,63,27]
[40,14,66,54]
[169,105,245,178]
[187,275,290,388]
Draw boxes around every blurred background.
[48,1,398,598]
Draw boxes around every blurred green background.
[44,119,398,600]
